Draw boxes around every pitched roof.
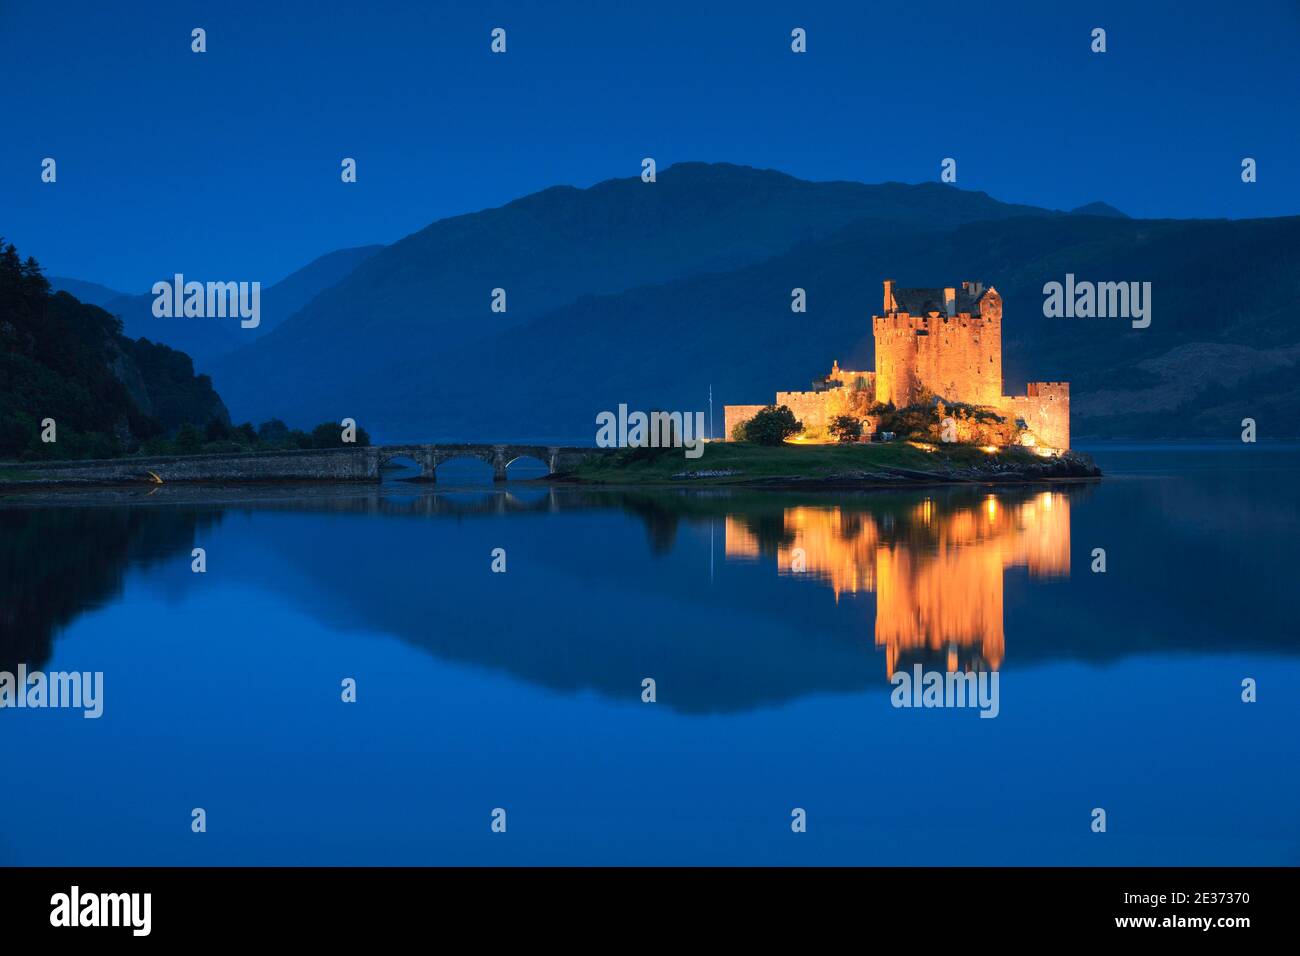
[890,286,985,316]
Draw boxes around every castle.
[724,280,1070,450]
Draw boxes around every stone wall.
[1,444,616,485]
[1008,382,1071,450]
[775,390,836,437]
[776,385,878,440]
[723,404,767,441]
[3,447,376,483]
[873,311,1002,408]
[1000,382,1070,450]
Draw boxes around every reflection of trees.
[0,506,220,670]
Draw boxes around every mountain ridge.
[47,162,1294,442]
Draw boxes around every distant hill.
[1069,201,1129,219]
[210,163,1063,436]
[202,163,1299,441]
[47,276,129,308]
[1,239,227,460]
[295,210,1299,442]
[54,244,384,374]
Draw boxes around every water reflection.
[4,448,1298,866]
[0,505,222,671]
[725,491,1070,675]
[4,447,1298,716]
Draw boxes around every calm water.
[1,444,1297,865]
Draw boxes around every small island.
[564,439,1099,488]
[566,279,1099,488]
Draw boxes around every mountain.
[47,276,129,308]
[1,240,227,460]
[330,212,1300,442]
[1069,201,1129,219]
[205,163,1298,441]
[210,163,1059,434]
[57,244,384,375]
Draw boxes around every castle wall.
[999,382,1070,450]
[776,390,838,436]
[723,404,767,441]
[916,313,1002,407]
[873,312,1001,407]
[777,381,878,439]
[725,379,879,442]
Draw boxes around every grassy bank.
[568,440,1056,485]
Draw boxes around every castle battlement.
[873,312,997,333]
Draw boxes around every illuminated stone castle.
[724,280,1070,449]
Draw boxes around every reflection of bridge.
[373,444,605,482]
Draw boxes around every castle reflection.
[724,491,1070,675]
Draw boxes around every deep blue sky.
[3,0,1297,291]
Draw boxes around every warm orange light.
[786,433,831,445]
[724,493,1071,676]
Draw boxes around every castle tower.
[872,280,1002,408]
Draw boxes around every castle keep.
[724,280,1070,450]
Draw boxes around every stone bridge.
[0,443,610,486]
[371,443,602,482]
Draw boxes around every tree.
[310,421,371,448]
[828,415,863,443]
[174,422,203,453]
[204,418,232,442]
[257,419,290,443]
[739,405,802,445]
[0,237,222,460]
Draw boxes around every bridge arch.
[375,445,434,482]
[366,443,603,484]
[503,452,551,481]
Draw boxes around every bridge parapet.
[0,443,612,487]
[378,443,608,482]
